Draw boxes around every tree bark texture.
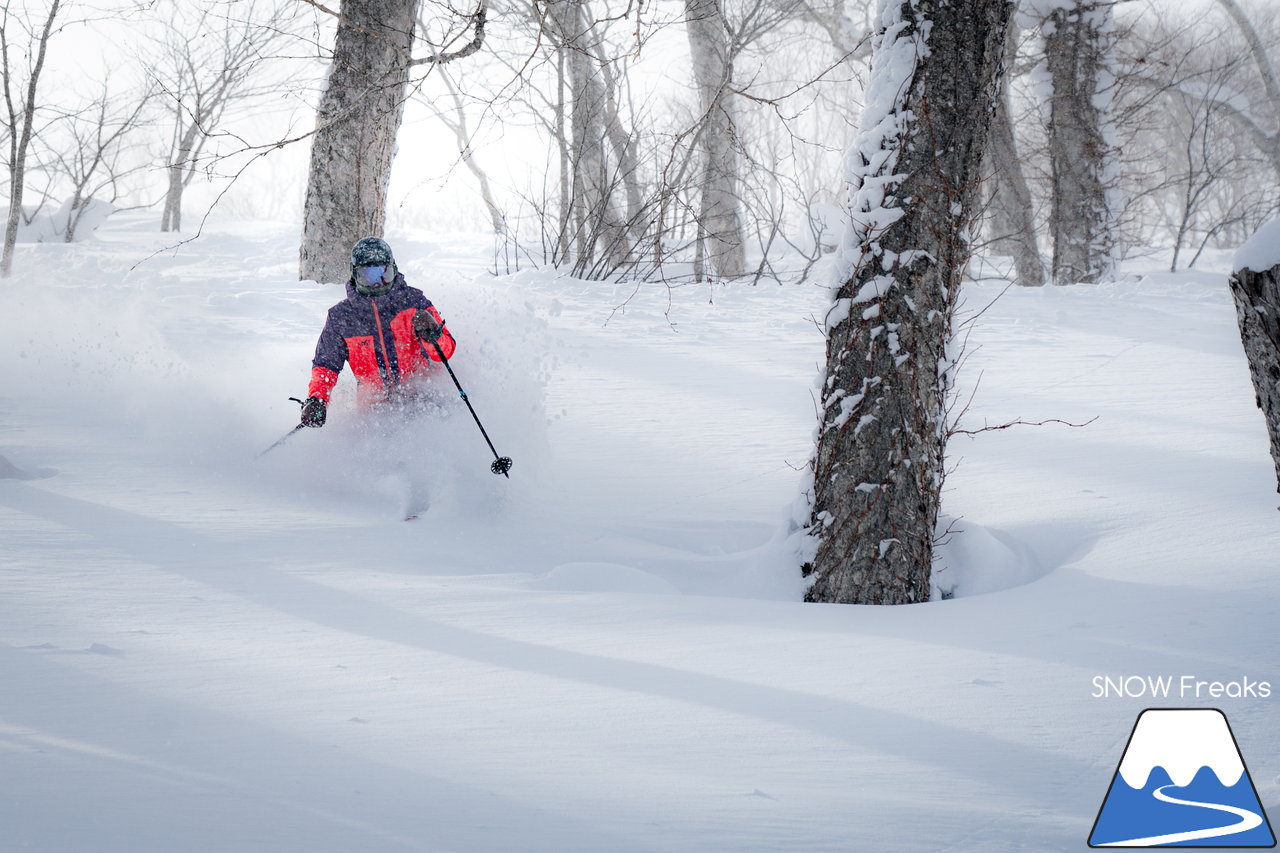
[804,0,1013,605]
[1044,1,1116,286]
[685,0,746,279]
[299,0,418,283]
[1229,262,1280,491]
[984,20,1043,286]
[545,0,630,274]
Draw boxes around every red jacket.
[308,274,456,407]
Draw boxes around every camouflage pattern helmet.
[351,236,394,267]
[350,237,396,296]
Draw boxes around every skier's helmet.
[350,236,396,296]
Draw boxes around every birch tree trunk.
[802,0,1013,605]
[1043,0,1117,286]
[685,0,746,279]
[1229,254,1280,492]
[299,0,418,283]
[985,20,1043,286]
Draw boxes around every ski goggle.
[357,265,390,286]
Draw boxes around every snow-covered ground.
[1,217,1277,852]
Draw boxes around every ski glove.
[300,396,327,428]
[414,309,444,344]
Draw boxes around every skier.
[299,237,456,428]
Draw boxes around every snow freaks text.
[1091,676,1272,700]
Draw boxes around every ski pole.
[421,337,513,478]
[257,424,306,458]
[257,398,310,458]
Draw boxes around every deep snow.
[1,217,1277,852]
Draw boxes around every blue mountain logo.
[1090,708,1275,847]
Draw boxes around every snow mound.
[6,198,118,243]
[0,454,30,479]
[0,452,55,481]
[932,515,1048,598]
[1234,217,1280,273]
[527,562,682,595]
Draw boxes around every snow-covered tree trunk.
[802,0,1013,605]
[985,20,1044,286]
[299,0,418,284]
[685,0,746,279]
[1042,0,1118,285]
[1230,229,1280,492]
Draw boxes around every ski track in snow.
[0,217,1278,852]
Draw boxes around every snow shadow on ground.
[0,642,647,853]
[0,479,1102,814]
